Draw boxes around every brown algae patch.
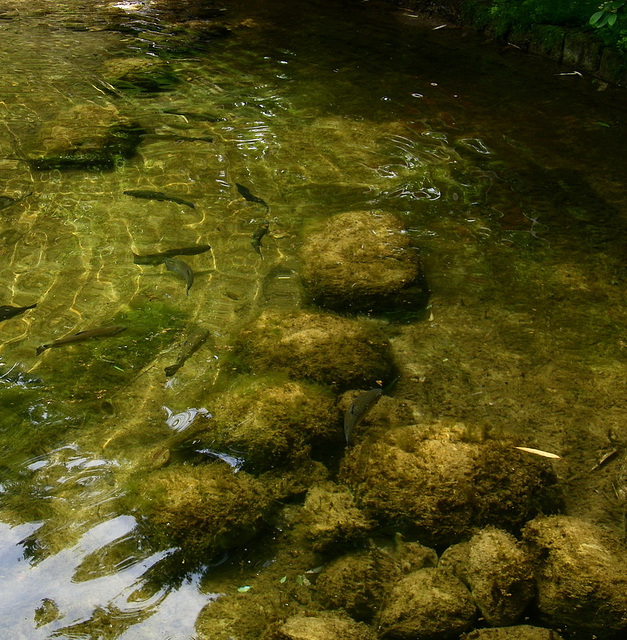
[235,310,396,391]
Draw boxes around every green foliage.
[489,0,599,29]
[484,0,627,53]
[590,1,626,28]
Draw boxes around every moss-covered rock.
[131,464,272,553]
[235,310,396,391]
[339,425,562,546]
[178,376,341,473]
[300,210,427,316]
[466,528,535,627]
[461,626,564,640]
[297,482,373,552]
[24,103,144,170]
[264,612,377,640]
[102,57,180,93]
[522,515,627,638]
[377,567,476,639]
[316,548,401,622]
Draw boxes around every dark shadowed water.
[1,0,626,637]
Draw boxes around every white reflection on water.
[0,516,218,639]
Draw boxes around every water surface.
[1,0,626,637]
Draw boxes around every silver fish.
[344,388,382,445]
[36,325,126,356]
[164,327,210,377]
[164,257,194,295]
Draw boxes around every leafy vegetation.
[481,0,627,52]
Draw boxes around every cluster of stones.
[195,502,627,639]
[131,208,627,639]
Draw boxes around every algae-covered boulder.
[461,626,564,640]
[265,612,377,640]
[132,464,272,552]
[466,528,535,626]
[377,567,476,639]
[300,210,427,315]
[25,103,143,170]
[316,548,401,622]
[236,310,396,391]
[102,57,180,93]
[522,515,627,637]
[297,482,373,552]
[180,377,341,473]
[339,425,562,545]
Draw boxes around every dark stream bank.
[0,0,626,638]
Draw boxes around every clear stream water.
[1,0,626,637]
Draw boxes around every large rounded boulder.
[339,424,562,545]
[130,464,272,554]
[376,567,476,639]
[235,310,396,391]
[522,515,627,638]
[300,210,427,315]
[176,377,341,473]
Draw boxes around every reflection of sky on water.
[0,517,218,639]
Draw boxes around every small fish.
[36,325,126,356]
[162,110,225,122]
[123,189,195,209]
[235,183,269,212]
[133,244,211,266]
[250,220,270,255]
[0,192,32,210]
[164,257,194,295]
[344,388,382,445]
[0,303,36,322]
[165,327,210,377]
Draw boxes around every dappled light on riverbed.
[1,0,627,638]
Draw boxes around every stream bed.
[1,0,626,638]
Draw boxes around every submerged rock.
[376,567,476,639]
[339,424,562,545]
[440,528,535,627]
[24,103,143,170]
[461,626,564,640]
[101,57,180,93]
[522,515,627,638]
[130,464,272,553]
[236,310,396,391]
[300,210,428,316]
[179,377,341,473]
[316,548,401,622]
[297,482,373,552]
[265,612,377,640]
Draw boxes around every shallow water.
[0,0,626,637]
